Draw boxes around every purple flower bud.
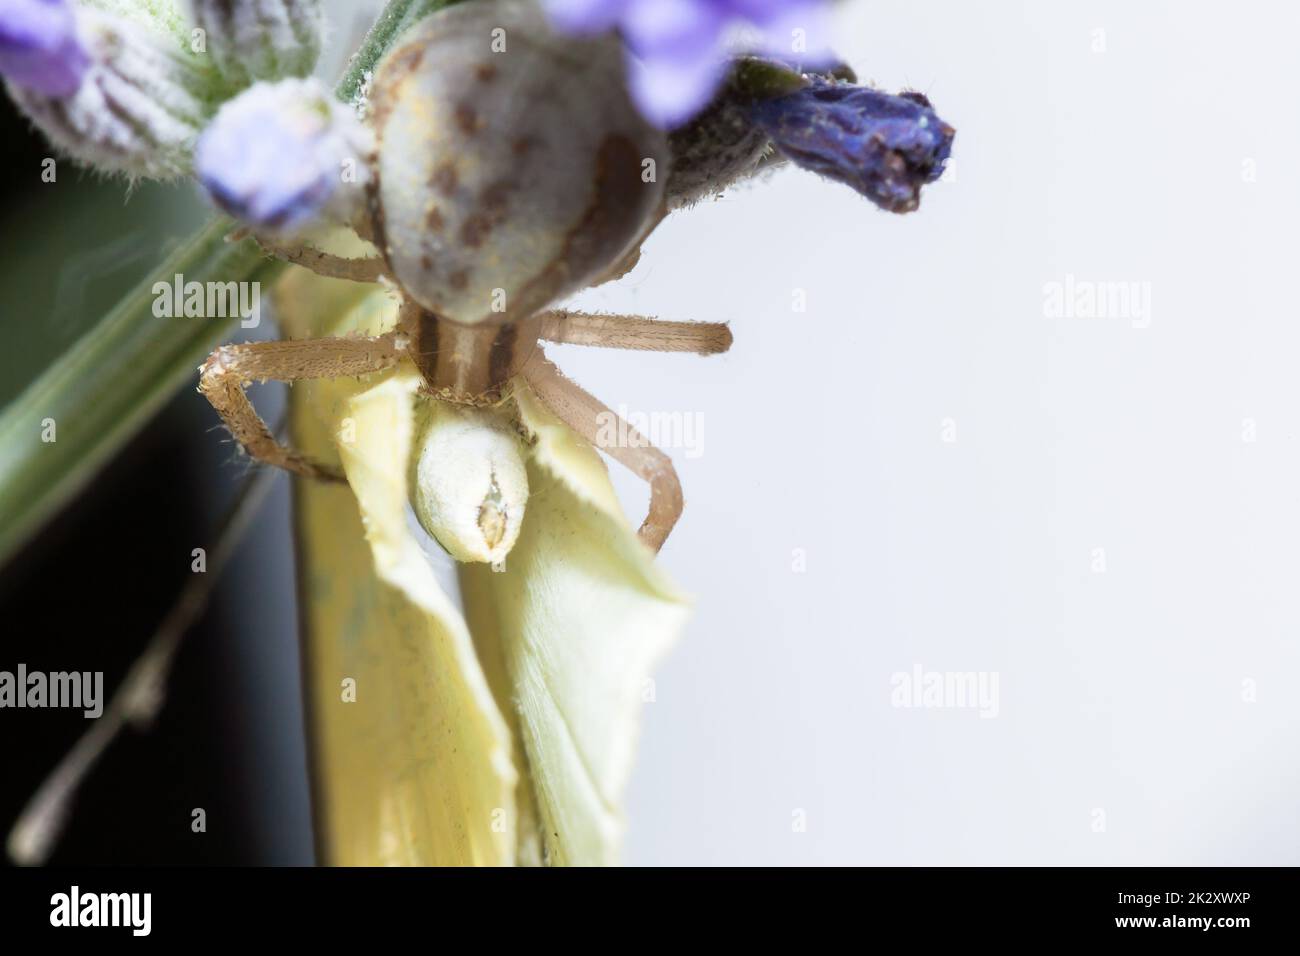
[543,0,835,129]
[7,9,212,180]
[543,0,629,36]
[727,0,835,66]
[195,78,372,234]
[749,79,955,213]
[0,0,89,97]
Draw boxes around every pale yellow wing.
[460,387,690,866]
[283,274,516,865]
[281,263,690,867]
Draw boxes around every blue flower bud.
[749,78,954,213]
[544,0,836,129]
[195,77,372,234]
[0,0,89,97]
[5,8,217,180]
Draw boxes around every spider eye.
[367,0,668,325]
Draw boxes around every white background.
[536,0,1300,864]
[228,0,1300,866]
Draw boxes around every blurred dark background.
[0,96,313,865]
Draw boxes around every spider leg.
[242,234,387,283]
[520,348,682,553]
[538,310,732,355]
[199,334,404,480]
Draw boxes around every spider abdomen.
[368,0,668,327]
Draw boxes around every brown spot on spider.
[454,103,482,135]
[480,180,511,212]
[425,206,445,232]
[430,163,458,196]
[459,215,491,249]
[475,63,498,83]
[449,268,469,290]
[458,180,513,249]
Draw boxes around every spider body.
[367,0,669,331]
[399,307,542,407]
[199,0,732,554]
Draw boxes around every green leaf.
[0,218,275,564]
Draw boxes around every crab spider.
[198,3,730,553]
[199,299,729,551]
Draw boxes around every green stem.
[336,0,462,103]
[0,0,457,568]
[0,219,281,564]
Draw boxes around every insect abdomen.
[369,0,668,327]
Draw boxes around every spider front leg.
[521,348,683,553]
[255,236,387,284]
[228,229,387,284]
[539,310,732,355]
[199,334,404,480]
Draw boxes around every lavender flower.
[545,0,833,128]
[195,78,372,233]
[0,0,89,97]
[6,8,214,180]
[749,79,955,213]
